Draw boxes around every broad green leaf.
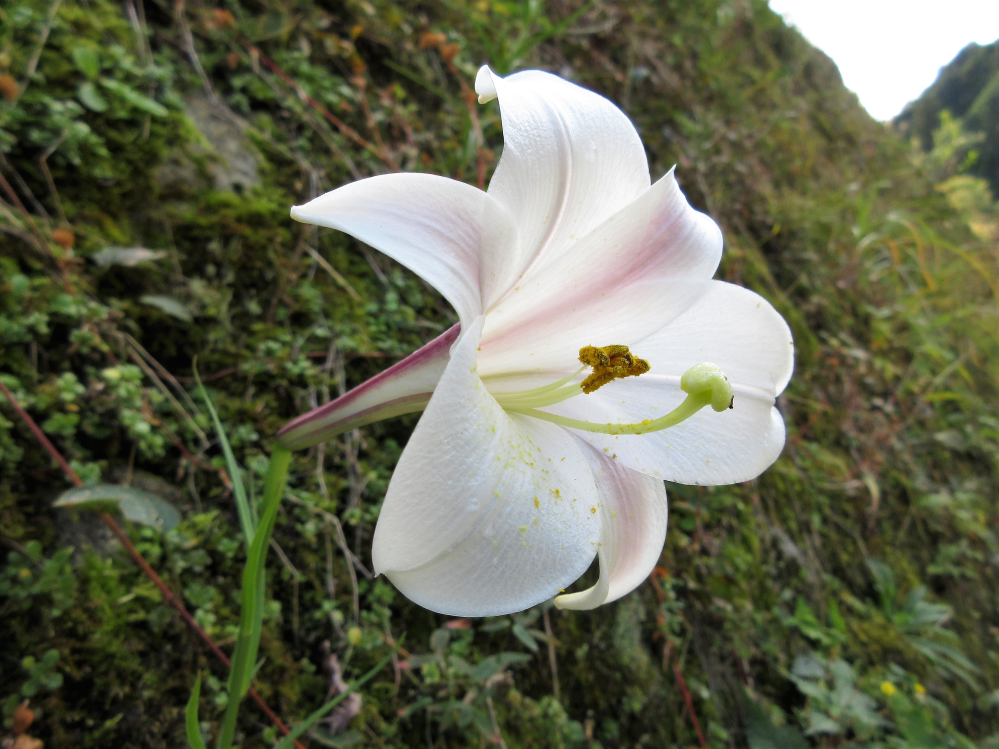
[77,81,108,112]
[54,484,181,532]
[72,46,101,79]
[100,78,169,117]
[139,295,193,322]
[744,697,808,749]
[511,622,538,652]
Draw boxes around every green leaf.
[788,597,837,646]
[186,675,207,749]
[215,446,292,749]
[100,78,169,117]
[77,81,108,112]
[53,484,181,532]
[470,652,531,683]
[511,622,539,652]
[195,367,253,547]
[72,46,101,79]
[139,295,193,322]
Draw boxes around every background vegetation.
[897,38,999,196]
[1,0,998,746]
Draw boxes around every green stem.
[216,445,292,749]
[506,393,710,435]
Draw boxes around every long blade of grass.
[186,675,207,749]
[194,363,255,546]
[273,644,401,749]
[383,60,452,102]
[216,445,292,749]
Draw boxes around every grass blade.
[194,363,255,546]
[216,445,292,749]
[273,644,401,749]
[186,675,207,749]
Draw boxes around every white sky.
[767,1,999,121]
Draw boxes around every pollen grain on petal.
[578,344,650,394]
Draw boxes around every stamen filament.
[506,392,712,435]
[491,367,586,410]
[488,367,585,397]
[494,384,584,410]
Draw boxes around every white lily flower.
[278,66,794,617]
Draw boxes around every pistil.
[506,363,734,435]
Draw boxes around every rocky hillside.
[1,1,997,747]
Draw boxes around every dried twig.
[0,163,49,252]
[19,0,63,99]
[303,242,362,300]
[664,643,707,749]
[0,378,305,749]
[0,151,50,221]
[320,641,363,733]
[247,43,398,171]
[485,696,508,748]
[285,493,367,615]
[352,73,398,171]
[38,134,68,226]
[270,538,302,643]
[542,607,560,702]
[384,626,402,708]
[124,0,152,65]
[116,331,208,441]
[174,0,217,103]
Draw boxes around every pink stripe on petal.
[277,324,460,451]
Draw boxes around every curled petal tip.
[553,593,585,611]
[290,204,306,223]
[475,65,498,104]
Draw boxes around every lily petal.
[478,169,722,377]
[276,325,459,451]
[291,173,517,326]
[635,168,723,281]
[476,66,650,304]
[555,445,667,610]
[373,317,602,616]
[639,281,794,397]
[478,276,710,381]
[546,282,793,485]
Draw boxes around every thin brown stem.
[248,42,400,171]
[0,166,49,253]
[19,0,63,99]
[542,607,560,703]
[39,134,68,226]
[666,645,707,749]
[174,0,217,102]
[0,151,50,221]
[485,696,507,749]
